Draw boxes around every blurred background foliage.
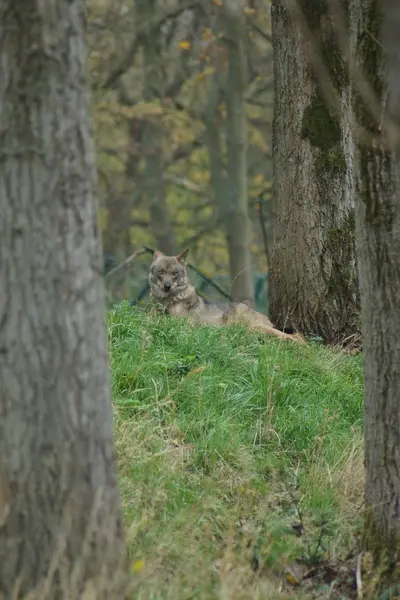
[87,0,274,309]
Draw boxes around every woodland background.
[91,0,273,309]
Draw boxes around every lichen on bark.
[325,212,356,291]
[301,93,341,149]
[355,2,395,231]
[299,0,349,178]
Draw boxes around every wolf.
[148,249,305,343]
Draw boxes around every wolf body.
[149,249,305,343]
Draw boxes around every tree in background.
[135,0,177,254]
[353,0,400,585]
[220,0,255,305]
[269,0,360,344]
[205,0,255,305]
[0,0,126,596]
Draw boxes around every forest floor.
[110,303,364,599]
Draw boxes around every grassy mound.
[110,302,364,599]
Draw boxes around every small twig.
[188,263,231,300]
[101,1,201,90]
[356,551,363,599]
[105,247,149,278]
[247,17,272,44]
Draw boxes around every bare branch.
[181,217,221,247]
[101,1,201,90]
[165,140,202,166]
[164,174,207,195]
[246,97,272,107]
[102,37,142,90]
[247,17,272,44]
[245,80,274,101]
[105,247,149,278]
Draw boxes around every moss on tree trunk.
[269,0,360,344]
[353,0,400,588]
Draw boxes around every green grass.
[110,302,364,599]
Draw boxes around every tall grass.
[110,302,364,599]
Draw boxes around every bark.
[352,0,400,576]
[220,0,255,306]
[269,0,360,344]
[136,0,176,255]
[0,1,126,597]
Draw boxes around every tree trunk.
[0,1,126,597]
[136,0,176,255]
[221,0,255,306]
[353,0,400,577]
[103,117,142,259]
[269,0,360,344]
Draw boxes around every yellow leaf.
[202,28,213,41]
[244,6,256,14]
[284,564,305,586]
[132,559,145,573]
[213,0,223,5]
[179,40,191,50]
[286,573,300,586]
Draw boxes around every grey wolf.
[148,249,305,343]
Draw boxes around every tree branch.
[247,17,272,44]
[164,174,208,196]
[181,217,221,247]
[102,36,142,90]
[165,140,202,165]
[101,1,201,90]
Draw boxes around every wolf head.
[149,248,190,300]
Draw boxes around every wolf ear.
[176,248,190,264]
[152,250,164,261]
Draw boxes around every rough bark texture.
[0,0,126,597]
[269,0,360,344]
[137,0,176,255]
[221,0,255,306]
[353,0,400,575]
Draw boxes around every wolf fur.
[149,249,305,343]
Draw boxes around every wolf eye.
[172,270,179,277]
[158,269,165,276]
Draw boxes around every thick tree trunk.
[136,0,176,255]
[353,0,400,576]
[0,1,126,597]
[221,1,255,306]
[269,0,360,344]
